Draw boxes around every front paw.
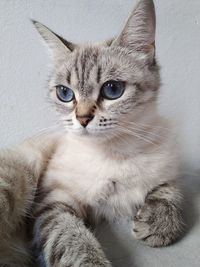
[133,198,183,247]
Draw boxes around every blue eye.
[56,85,75,102]
[101,80,125,100]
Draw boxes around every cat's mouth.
[72,127,90,137]
[81,128,90,135]
[70,127,108,139]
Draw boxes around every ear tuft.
[32,20,75,62]
[112,0,156,54]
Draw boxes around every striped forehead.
[71,47,101,98]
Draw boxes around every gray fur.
[33,202,111,267]
[133,182,184,247]
[0,137,57,266]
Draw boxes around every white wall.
[0,0,200,170]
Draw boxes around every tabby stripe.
[74,53,80,81]
[81,52,86,89]
[85,61,92,82]
[148,182,170,194]
[85,51,98,85]
[55,246,67,265]
[34,201,77,218]
[39,213,57,232]
[35,202,78,251]
[35,188,52,205]
[49,228,66,265]
[1,188,14,213]
[40,219,58,249]
[34,201,78,251]
[66,71,71,85]
[97,66,102,84]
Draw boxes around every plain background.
[0,1,200,267]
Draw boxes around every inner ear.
[105,38,115,47]
[32,20,76,62]
[52,32,75,52]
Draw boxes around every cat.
[0,0,184,266]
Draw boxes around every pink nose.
[76,115,94,128]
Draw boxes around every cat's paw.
[133,198,183,247]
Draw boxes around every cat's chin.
[67,128,110,142]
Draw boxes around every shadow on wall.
[180,172,200,237]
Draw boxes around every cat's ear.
[32,20,75,62]
[112,0,156,60]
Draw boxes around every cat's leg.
[33,188,112,267]
[133,181,184,247]
[0,134,58,266]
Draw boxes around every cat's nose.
[76,115,94,128]
[75,101,96,128]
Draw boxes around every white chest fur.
[43,134,177,221]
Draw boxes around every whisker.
[116,126,159,147]
[33,124,62,138]
[124,120,168,130]
[123,124,162,140]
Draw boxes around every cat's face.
[34,0,160,141]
